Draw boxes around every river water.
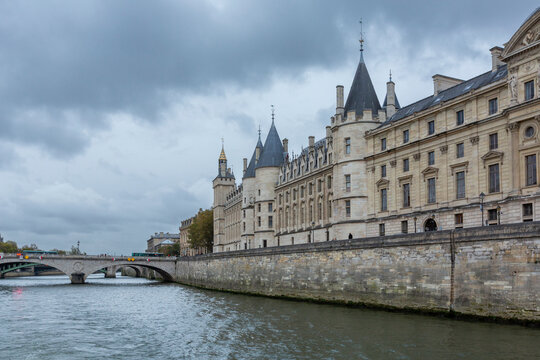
[0,275,537,360]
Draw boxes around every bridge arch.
[82,262,174,283]
[0,259,72,280]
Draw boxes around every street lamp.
[479,192,486,226]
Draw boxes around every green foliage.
[50,249,67,255]
[0,241,18,253]
[161,242,180,256]
[20,243,39,251]
[188,208,214,252]
[69,245,82,255]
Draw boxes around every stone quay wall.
[174,222,540,323]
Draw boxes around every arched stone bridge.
[0,254,176,284]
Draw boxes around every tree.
[0,241,18,253]
[161,242,180,256]
[20,243,39,251]
[69,245,82,255]
[188,208,214,252]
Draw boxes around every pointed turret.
[216,143,234,179]
[243,134,264,179]
[255,119,285,169]
[343,51,382,117]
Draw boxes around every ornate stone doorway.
[424,218,438,232]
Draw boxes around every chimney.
[243,158,247,174]
[490,46,504,72]
[282,138,288,153]
[336,85,344,115]
[386,80,396,118]
[255,147,260,163]
[432,74,464,95]
[308,136,315,148]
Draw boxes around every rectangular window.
[525,80,535,100]
[327,176,332,189]
[403,129,409,144]
[263,239,267,248]
[403,183,410,207]
[318,203,322,220]
[489,133,498,150]
[488,209,498,221]
[428,178,436,203]
[309,205,313,222]
[523,203,533,220]
[318,179,323,192]
[293,189,296,201]
[455,213,463,228]
[456,110,464,125]
[345,138,351,154]
[381,138,387,151]
[345,200,351,217]
[489,164,500,193]
[268,216,273,228]
[257,216,261,227]
[379,223,385,236]
[401,220,408,234]
[279,194,282,205]
[268,203,273,212]
[243,222,246,231]
[328,200,332,217]
[456,143,464,158]
[403,158,409,172]
[309,183,313,195]
[489,98,498,115]
[243,210,245,218]
[380,188,387,211]
[300,186,304,198]
[526,154,537,186]
[258,203,261,212]
[345,175,351,192]
[428,120,435,135]
[428,151,435,166]
[456,171,466,199]
[381,165,387,177]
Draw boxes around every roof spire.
[258,124,261,139]
[271,104,275,125]
[359,19,364,57]
[219,137,226,161]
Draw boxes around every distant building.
[212,8,540,252]
[146,232,180,253]
[179,216,208,256]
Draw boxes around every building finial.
[271,104,275,124]
[359,19,364,53]
[389,69,392,82]
[258,124,261,138]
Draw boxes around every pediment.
[502,9,540,60]
[481,150,504,167]
[376,178,390,188]
[421,166,439,179]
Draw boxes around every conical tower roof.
[344,52,382,115]
[255,120,285,169]
[383,92,401,109]
[243,135,264,179]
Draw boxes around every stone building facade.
[146,232,180,253]
[179,216,207,256]
[212,9,540,253]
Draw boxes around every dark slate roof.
[242,135,263,179]
[255,121,285,169]
[344,52,382,115]
[383,91,401,109]
[379,64,508,129]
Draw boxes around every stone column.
[105,265,117,278]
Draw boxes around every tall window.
[455,213,463,228]
[489,98,498,115]
[345,200,351,217]
[309,183,313,195]
[428,151,435,166]
[403,158,409,172]
[379,223,385,236]
[345,138,351,154]
[300,186,304,198]
[489,133,498,150]
[381,138,387,151]
[328,200,332,217]
[428,178,436,203]
[381,165,387,177]
[345,175,351,192]
[525,80,535,100]
[380,188,387,211]
[268,203,273,212]
[523,203,533,221]
[403,129,409,144]
[327,176,332,189]
[403,183,410,207]
[257,216,261,227]
[318,203,322,220]
[456,171,465,199]
[309,204,313,221]
[456,110,464,125]
[489,164,500,193]
[293,189,297,201]
[526,154,537,186]
[428,120,435,135]
[268,216,273,228]
[317,179,322,192]
[258,203,261,212]
[456,143,464,158]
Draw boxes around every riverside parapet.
[174,222,540,323]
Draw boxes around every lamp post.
[479,192,486,226]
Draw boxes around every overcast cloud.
[0,0,537,254]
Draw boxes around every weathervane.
[359,19,364,52]
[271,104,275,122]
[389,69,392,82]
[258,124,261,137]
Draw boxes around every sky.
[0,1,537,255]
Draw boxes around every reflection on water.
[0,274,537,360]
